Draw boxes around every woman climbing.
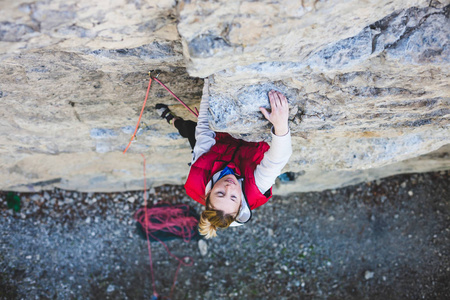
[155,79,292,238]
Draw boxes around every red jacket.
[184,133,273,209]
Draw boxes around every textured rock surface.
[0,0,203,192]
[180,0,450,190]
[0,0,449,192]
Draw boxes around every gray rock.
[198,239,208,256]
[365,271,375,280]
[106,284,115,293]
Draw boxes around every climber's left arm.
[255,90,292,192]
[254,128,292,193]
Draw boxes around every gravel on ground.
[0,171,449,299]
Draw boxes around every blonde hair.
[198,193,236,239]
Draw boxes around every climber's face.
[209,174,242,216]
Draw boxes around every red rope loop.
[134,204,199,245]
[134,203,197,299]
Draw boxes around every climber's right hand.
[259,90,289,136]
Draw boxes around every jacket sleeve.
[192,78,216,164]
[254,128,292,193]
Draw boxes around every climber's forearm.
[255,90,292,192]
[254,128,292,193]
[273,123,289,136]
[192,79,216,163]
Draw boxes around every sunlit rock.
[0,0,448,192]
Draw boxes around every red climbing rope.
[139,154,157,297]
[123,73,199,154]
[123,74,200,298]
[135,205,199,243]
[135,154,197,299]
[123,77,153,154]
[135,204,196,298]
[152,77,199,118]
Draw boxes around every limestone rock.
[0,0,202,192]
[178,0,437,77]
[0,0,449,192]
[183,2,450,174]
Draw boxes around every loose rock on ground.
[0,171,449,299]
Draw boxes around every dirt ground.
[1,171,449,299]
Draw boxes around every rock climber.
[155,79,292,238]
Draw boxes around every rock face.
[0,0,449,193]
